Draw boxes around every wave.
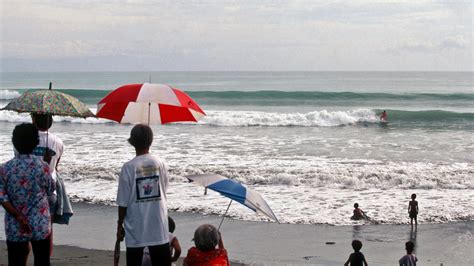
[0,90,21,100]
[2,89,473,106]
[0,108,472,128]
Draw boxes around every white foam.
[200,109,378,127]
[0,90,21,100]
[62,177,473,226]
[0,108,379,127]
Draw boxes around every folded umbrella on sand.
[114,239,121,266]
[96,83,205,125]
[186,174,279,230]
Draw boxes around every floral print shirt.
[0,154,55,242]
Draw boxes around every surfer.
[379,110,388,122]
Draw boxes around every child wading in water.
[351,203,367,220]
[408,194,418,226]
[399,241,417,266]
[344,240,368,266]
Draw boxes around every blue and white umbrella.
[186,174,279,229]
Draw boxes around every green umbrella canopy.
[2,87,94,118]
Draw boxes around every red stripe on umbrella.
[98,84,142,104]
[159,104,198,124]
[96,102,129,123]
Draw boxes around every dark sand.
[1,202,473,265]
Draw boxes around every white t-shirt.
[14,131,64,180]
[117,154,169,248]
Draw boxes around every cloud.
[385,35,470,54]
[0,0,472,71]
[439,36,469,50]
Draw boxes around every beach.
[0,203,473,265]
[0,71,473,264]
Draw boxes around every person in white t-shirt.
[30,113,64,182]
[116,124,171,266]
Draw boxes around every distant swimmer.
[379,110,388,122]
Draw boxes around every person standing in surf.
[408,194,418,226]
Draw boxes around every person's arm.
[1,201,32,235]
[116,165,131,242]
[363,257,368,266]
[344,254,352,266]
[0,167,32,235]
[117,206,126,241]
[415,201,418,213]
[399,255,407,266]
[55,156,61,172]
[170,238,181,262]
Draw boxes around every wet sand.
[0,202,473,265]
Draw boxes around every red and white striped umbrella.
[96,83,206,124]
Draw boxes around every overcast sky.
[0,0,472,71]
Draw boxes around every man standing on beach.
[116,124,171,266]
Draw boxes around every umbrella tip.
[48,82,52,90]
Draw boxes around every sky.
[0,0,472,71]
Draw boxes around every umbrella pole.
[147,102,151,125]
[218,200,233,231]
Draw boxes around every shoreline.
[0,202,473,265]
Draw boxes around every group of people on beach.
[351,193,419,226]
[344,239,418,266]
[0,119,229,266]
[1,112,419,266]
[346,194,419,265]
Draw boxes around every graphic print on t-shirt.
[135,166,161,202]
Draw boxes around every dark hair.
[168,216,176,233]
[352,240,363,252]
[12,123,39,154]
[411,194,416,200]
[128,124,153,150]
[354,203,359,208]
[405,241,415,253]
[32,113,53,130]
[194,224,219,252]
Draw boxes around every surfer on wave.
[379,110,388,122]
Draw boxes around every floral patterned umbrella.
[1,83,94,118]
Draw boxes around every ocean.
[0,71,472,226]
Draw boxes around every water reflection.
[409,225,418,251]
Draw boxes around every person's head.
[351,240,363,252]
[31,113,53,131]
[12,123,39,154]
[405,241,415,254]
[411,194,416,200]
[168,216,176,233]
[193,224,220,252]
[128,124,153,150]
[354,203,359,209]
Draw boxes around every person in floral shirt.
[0,123,55,265]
